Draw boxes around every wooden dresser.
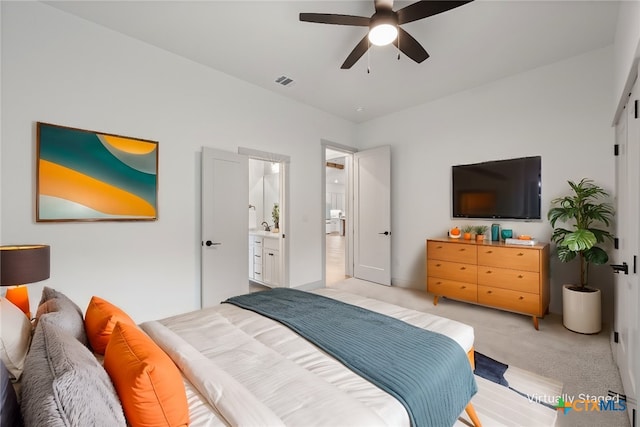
[426,238,550,330]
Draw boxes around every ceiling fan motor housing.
[368,9,399,45]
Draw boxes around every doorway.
[322,143,392,287]
[325,147,351,285]
[241,148,289,288]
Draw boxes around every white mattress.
[143,288,474,427]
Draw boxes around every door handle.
[378,231,390,235]
[611,262,628,275]
[204,240,222,247]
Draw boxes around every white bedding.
[141,288,474,427]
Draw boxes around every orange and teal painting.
[36,122,158,221]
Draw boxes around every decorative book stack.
[504,238,537,246]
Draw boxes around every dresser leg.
[433,295,439,306]
[532,316,539,330]
[465,402,482,427]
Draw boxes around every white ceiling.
[45,0,620,123]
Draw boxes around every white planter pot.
[562,284,601,334]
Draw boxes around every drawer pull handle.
[517,253,524,256]
[487,290,492,294]
[519,296,524,300]
[436,281,442,285]
[486,250,493,254]
[436,246,443,249]
[460,286,466,290]
[459,248,466,252]
[486,270,492,274]
[436,263,441,267]
[518,275,524,279]
[460,267,466,270]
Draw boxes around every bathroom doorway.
[243,148,289,288]
[325,147,352,285]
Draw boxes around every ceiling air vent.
[275,75,295,87]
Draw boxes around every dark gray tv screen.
[452,156,541,220]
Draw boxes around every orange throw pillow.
[104,322,189,427]
[84,296,136,354]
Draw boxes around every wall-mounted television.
[452,156,541,220]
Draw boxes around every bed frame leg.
[433,295,439,305]
[465,402,482,427]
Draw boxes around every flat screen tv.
[452,156,541,220]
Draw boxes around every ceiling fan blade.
[374,0,394,12]
[299,13,370,26]
[397,1,473,25]
[341,36,370,69]
[393,28,429,63]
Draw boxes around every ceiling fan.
[299,0,473,69]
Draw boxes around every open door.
[353,145,391,286]
[201,147,248,307]
[614,74,639,425]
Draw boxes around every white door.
[353,145,391,286]
[614,75,639,425]
[201,147,248,307]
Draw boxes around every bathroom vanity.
[249,231,281,287]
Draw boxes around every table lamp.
[0,245,50,318]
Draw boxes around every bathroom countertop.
[249,230,281,238]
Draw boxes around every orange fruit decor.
[449,227,461,238]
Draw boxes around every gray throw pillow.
[20,317,126,427]
[35,288,89,347]
[38,286,66,306]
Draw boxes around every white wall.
[0,2,354,321]
[355,47,615,318]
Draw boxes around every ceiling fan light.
[368,24,397,46]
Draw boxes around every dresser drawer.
[427,241,476,264]
[428,277,477,303]
[477,246,539,272]
[478,286,540,315]
[477,266,540,294]
[427,259,477,283]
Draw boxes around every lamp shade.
[0,245,50,286]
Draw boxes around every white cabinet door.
[262,237,280,286]
[263,248,280,286]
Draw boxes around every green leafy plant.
[547,178,614,291]
[462,225,474,233]
[473,225,489,235]
[272,203,280,229]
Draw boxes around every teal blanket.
[225,289,477,427]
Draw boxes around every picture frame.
[36,122,158,222]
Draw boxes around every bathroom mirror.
[249,159,280,229]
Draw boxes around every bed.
[1,286,482,427]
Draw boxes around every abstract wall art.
[36,122,158,222]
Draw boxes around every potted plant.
[547,178,614,334]
[462,225,474,240]
[474,225,488,242]
[272,203,280,232]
